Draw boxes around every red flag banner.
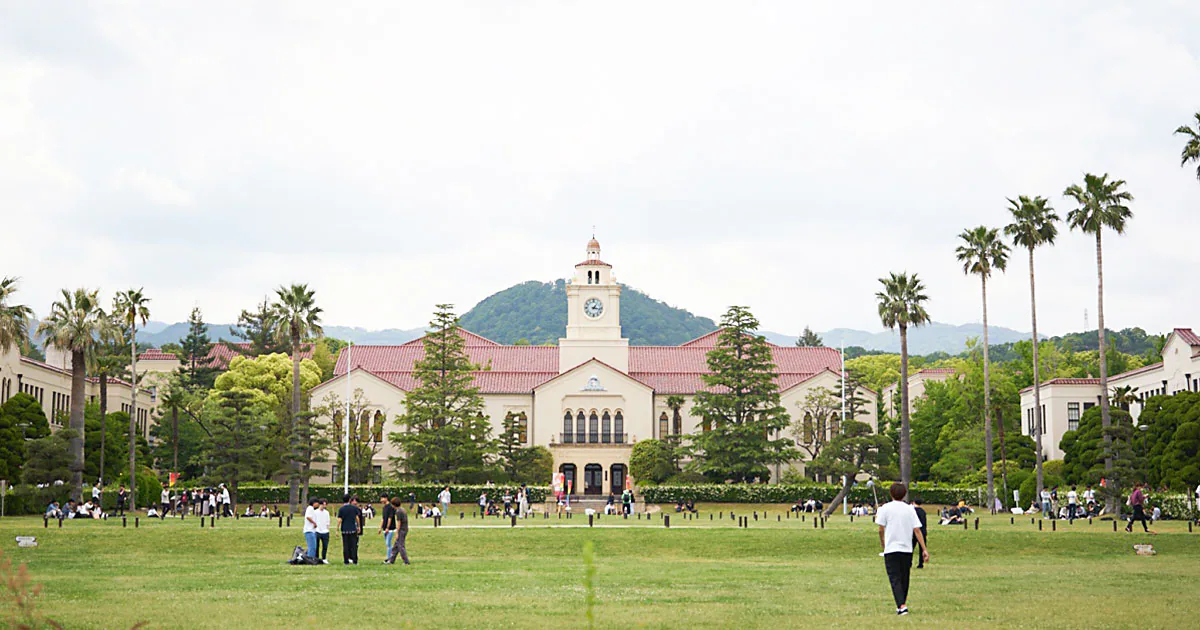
[169,473,180,487]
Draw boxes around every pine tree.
[688,306,796,482]
[795,326,824,347]
[202,389,271,507]
[227,298,284,357]
[176,307,218,390]
[390,304,495,482]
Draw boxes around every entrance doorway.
[583,464,603,495]
[610,464,627,494]
[560,463,577,494]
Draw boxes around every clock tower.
[559,237,629,373]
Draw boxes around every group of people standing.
[302,494,412,566]
[478,486,531,518]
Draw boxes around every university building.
[0,346,158,438]
[310,238,878,493]
[1019,328,1200,460]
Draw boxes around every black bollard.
[287,515,292,527]
[802,514,805,522]
[209,516,215,528]
[135,517,139,528]
[123,517,127,528]
[777,515,781,522]
[202,516,206,528]
[850,515,854,523]
[1010,517,1014,525]
[1052,520,1056,532]
[813,516,818,529]
[1189,521,1193,533]
[1038,520,1042,531]
[510,514,516,528]
[58,517,63,528]
[589,514,594,527]
[664,515,670,528]
[975,518,979,530]
[43,517,48,529]
[821,517,825,529]
[1031,517,1035,525]
[1113,521,1117,532]
[963,519,967,530]
[460,512,464,519]
[278,515,283,528]
[753,512,758,521]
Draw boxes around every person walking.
[911,497,928,569]
[208,489,217,518]
[478,492,488,517]
[220,484,232,517]
[379,494,396,562]
[518,485,529,518]
[875,482,929,616]
[438,486,452,519]
[315,499,331,563]
[116,485,128,517]
[303,498,320,559]
[338,495,364,565]
[1125,483,1152,534]
[1039,487,1053,519]
[386,496,411,565]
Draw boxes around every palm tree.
[36,289,107,501]
[1004,196,1059,498]
[114,289,151,510]
[1176,111,1200,182]
[1110,385,1139,411]
[955,227,1009,511]
[0,277,33,353]
[1064,172,1133,515]
[91,326,129,485]
[271,284,323,514]
[875,272,930,485]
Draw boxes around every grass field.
[1,504,1196,629]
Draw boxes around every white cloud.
[1,1,1199,337]
[112,167,193,208]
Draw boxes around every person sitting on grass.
[45,501,62,519]
[685,500,697,514]
[146,505,159,518]
[260,505,270,518]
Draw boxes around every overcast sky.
[2,2,1198,338]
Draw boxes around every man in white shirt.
[1039,487,1053,518]
[1066,486,1079,520]
[314,499,332,564]
[439,487,452,520]
[303,499,320,559]
[219,484,232,517]
[160,488,171,519]
[875,482,929,616]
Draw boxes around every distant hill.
[458,280,718,346]
[137,322,425,348]
[763,322,1030,355]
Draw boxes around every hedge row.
[639,483,985,506]
[234,484,547,506]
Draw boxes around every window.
[614,411,624,443]
[802,412,814,444]
[601,411,612,443]
[576,411,586,442]
[518,412,528,443]
[672,411,682,436]
[372,410,384,442]
[1067,402,1080,432]
[588,411,599,443]
[659,412,668,438]
[371,465,383,485]
[563,411,573,443]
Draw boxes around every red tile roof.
[1175,328,1200,347]
[20,356,71,376]
[575,259,612,267]
[333,328,843,395]
[1019,361,1169,394]
[918,368,958,375]
[137,342,315,370]
[138,349,179,361]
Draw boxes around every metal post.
[344,343,352,496]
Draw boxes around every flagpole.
[344,342,351,495]
[840,340,846,422]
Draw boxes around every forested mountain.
[458,280,718,346]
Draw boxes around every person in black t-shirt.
[337,494,364,565]
[911,497,928,569]
[379,494,396,563]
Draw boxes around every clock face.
[584,298,604,318]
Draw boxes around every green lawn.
[1,505,1196,629]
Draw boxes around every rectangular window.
[1067,402,1080,432]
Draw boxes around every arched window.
[576,411,586,442]
[518,412,528,443]
[601,411,612,443]
[659,412,669,438]
[372,410,384,442]
[588,411,599,443]
[563,411,573,443]
[672,411,682,436]
[359,410,372,441]
[802,412,813,444]
[614,411,624,443]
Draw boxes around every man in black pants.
[337,495,363,565]
[1125,483,1152,533]
[875,482,929,616]
[911,497,928,569]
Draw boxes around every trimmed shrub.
[639,483,982,506]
